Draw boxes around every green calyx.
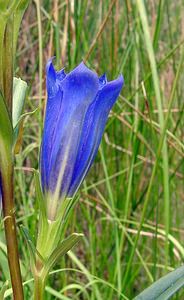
[21,173,84,298]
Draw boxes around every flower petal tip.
[62,61,99,95]
[118,74,124,85]
[74,61,97,75]
[46,57,56,81]
[46,57,58,97]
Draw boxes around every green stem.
[1,16,24,300]
[1,163,24,300]
[33,273,45,300]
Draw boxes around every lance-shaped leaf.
[134,265,184,300]
[34,170,49,254]
[34,170,47,219]
[20,225,44,268]
[43,233,83,276]
[0,92,13,171]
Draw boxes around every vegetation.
[1,0,184,299]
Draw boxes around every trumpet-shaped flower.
[40,60,124,220]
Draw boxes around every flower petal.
[68,75,124,195]
[46,58,57,98]
[41,62,99,197]
[40,87,63,191]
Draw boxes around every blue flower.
[40,60,123,218]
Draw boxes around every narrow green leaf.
[20,225,44,265]
[0,92,13,147]
[20,225,36,261]
[34,170,49,259]
[134,265,184,300]
[0,92,13,171]
[44,233,83,276]
[34,170,47,219]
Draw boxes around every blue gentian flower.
[40,59,124,220]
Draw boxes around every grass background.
[1,0,184,299]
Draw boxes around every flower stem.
[33,220,61,299]
[33,272,45,300]
[1,18,24,300]
[2,165,24,300]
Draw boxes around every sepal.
[55,195,79,223]
[34,170,47,220]
[34,170,48,256]
[20,225,44,272]
[43,233,83,277]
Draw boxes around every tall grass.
[1,0,184,299]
